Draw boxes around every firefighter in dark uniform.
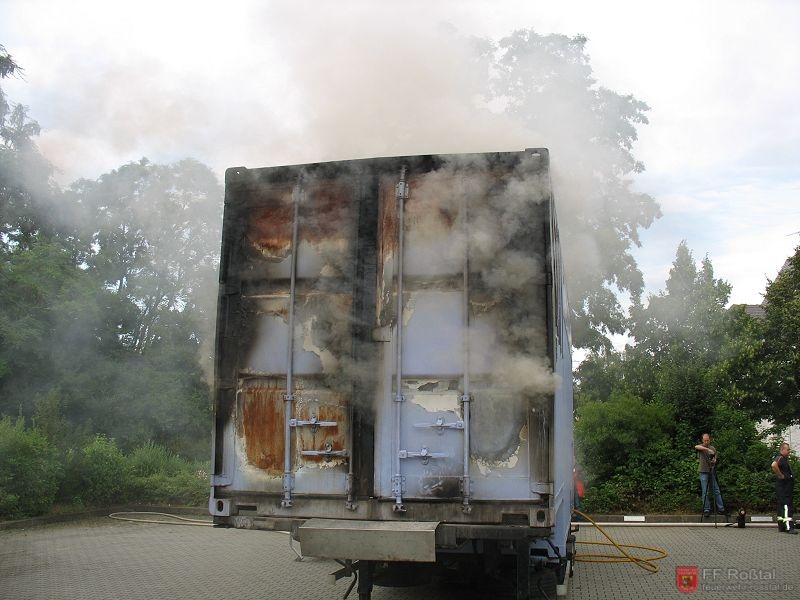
[771,442,796,534]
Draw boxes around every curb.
[582,513,773,524]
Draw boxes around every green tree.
[74,158,222,355]
[0,45,57,249]
[629,241,732,364]
[620,241,735,437]
[483,30,661,349]
[0,50,216,477]
[575,390,697,511]
[0,169,217,458]
[716,304,769,418]
[0,238,122,417]
[575,242,775,512]
[710,403,773,511]
[751,247,800,427]
[578,243,733,415]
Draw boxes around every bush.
[0,417,62,519]
[581,481,625,514]
[126,442,209,505]
[576,390,676,485]
[0,423,208,518]
[127,467,209,506]
[70,435,129,506]
[128,442,186,478]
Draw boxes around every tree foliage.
[760,249,800,424]
[0,47,221,460]
[576,390,676,483]
[576,241,776,512]
[1,45,55,249]
[729,247,800,427]
[71,157,222,354]
[629,241,733,364]
[483,30,662,349]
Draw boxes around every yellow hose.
[572,509,667,574]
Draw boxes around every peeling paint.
[402,292,417,326]
[473,422,528,475]
[301,317,338,373]
[408,392,460,413]
[475,450,520,476]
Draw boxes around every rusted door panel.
[239,384,285,477]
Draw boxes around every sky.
[1,0,799,308]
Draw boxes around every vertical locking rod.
[282,176,303,508]
[392,166,409,512]
[461,177,472,513]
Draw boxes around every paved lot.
[1,516,797,599]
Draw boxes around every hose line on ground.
[572,509,668,574]
[108,512,213,526]
[108,511,305,560]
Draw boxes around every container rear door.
[373,153,556,505]
[221,170,359,497]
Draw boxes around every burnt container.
[210,149,575,598]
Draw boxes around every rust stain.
[376,176,398,325]
[246,179,354,260]
[246,185,294,259]
[247,297,290,321]
[378,175,399,263]
[295,397,348,465]
[303,180,354,241]
[241,387,286,475]
[376,172,459,323]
